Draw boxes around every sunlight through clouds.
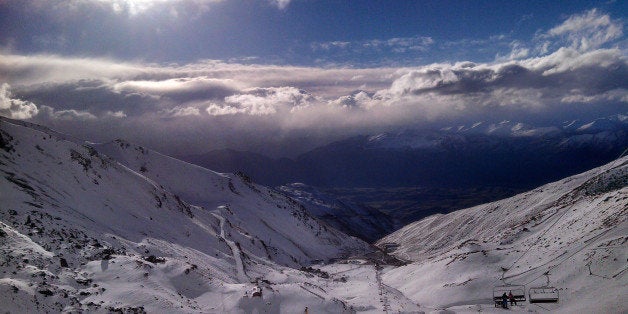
[97,0,222,15]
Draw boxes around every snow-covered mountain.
[0,117,375,313]
[180,114,627,228]
[92,138,371,266]
[2,116,627,313]
[278,183,396,243]
[377,154,628,313]
[367,114,628,150]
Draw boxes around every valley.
[2,2,627,313]
[1,117,626,313]
[180,115,627,226]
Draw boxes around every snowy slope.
[3,115,627,313]
[378,155,628,313]
[0,117,377,313]
[278,183,396,243]
[93,138,370,266]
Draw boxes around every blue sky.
[0,1,626,156]
[2,0,624,65]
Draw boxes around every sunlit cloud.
[0,83,39,119]
[220,87,316,116]
[269,0,292,10]
[105,110,128,118]
[39,106,97,121]
[55,0,224,16]
[541,8,623,52]
[159,106,201,117]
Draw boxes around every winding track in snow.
[375,264,390,313]
[212,212,247,282]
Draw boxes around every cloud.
[112,77,241,101]
[160,106,201,117]
[218,87,316,116]
[0,54,396,98]
[105,110,128,118]
[269,0,291,10]
[1,9,626,156]
[0,54,150,86]
[19,0,223,17]
[365,36,434,52]
[39,105,97,121]
[311,41,351,51]
[312,36,434,54]
[542,9,623,52]
[0,83,39,119]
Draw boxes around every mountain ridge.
[377,153,628,312]
[0,116,375,313]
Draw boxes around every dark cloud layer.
[0,9,626,157]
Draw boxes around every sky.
[0,0,627,157]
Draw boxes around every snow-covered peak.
[576,117,624,133]
[563,114,628,133]
[447,120,562,137]
[365,115,625,151]
[366,130,443,149]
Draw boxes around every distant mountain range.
[180,114,627,224]
[182,114,627,189]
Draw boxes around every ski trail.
[375,264,390,313]
[212,212,247,282]
[373,264,424,313]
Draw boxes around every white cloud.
[105,110,127,118]
[0,83,39,119]
[312,36,434,54]
[220,87,315,116]
[160,106,201,117]
[269,0,291,10]
[561,89,628,104]
[544,9,623,52]
[329,91,376,109]
[387,65,461,96]
[27,0,223,16]
[113,77,240,94]
[39,106,97,121]
[311,41,351,51]
[523,47,624,75]
[206,103,246,116]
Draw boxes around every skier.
[508,290,517,306]
[501,292,509,309]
